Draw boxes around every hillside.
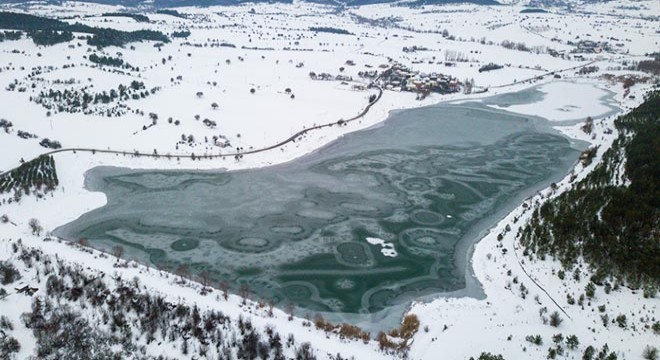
[520,90,660,288]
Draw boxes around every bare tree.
[219,280,230,300]
[239,283,250,305]
[112,245,124,259]
[199,270,210,287]
[287,303,295,321]
[176,264,190,283]
[581,116,594,134]
[268,299,275,317]
[211,102,219,110]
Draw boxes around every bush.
[525,334,543,345]
[470,353,505,360]
[0,261,21,285]
[549,311,563,327]
[0,315,13,330]
[652,322,660,335]
[566,335,579,350]
[295,342,316,360]
[585,282,596,299]
[615,314,627,328]
[644,346,658,360]
[0,336,20,358]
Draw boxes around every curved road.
[2,56,608,177]
[1,85,383,176]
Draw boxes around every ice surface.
[56,99,579,314]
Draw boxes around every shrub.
[585,282,596,299]
[549,311,563,327]
[470,353,505,360]
[615,314,627,328]
[0,336,20,358]
[0,261,20,285]
[525,334,543,345]
[566,335,579,350]
[643,346,658,360]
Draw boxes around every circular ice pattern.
[399,228,455,252]
[170,238,200,251]
[336,242,373,267]
[400,177,433,192]
[410,209,445,226]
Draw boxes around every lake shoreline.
[53,81,620,332]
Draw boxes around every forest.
[309,27,353,35]
[101,12,150,22]
[0,243,327,360]
[0,155,58,195]
[0,12,168,48]
[519,90,660,287]
[29,29,74,46]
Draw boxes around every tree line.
[0,12,169,48]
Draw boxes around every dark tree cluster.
[0,30,22,42]
[17,130,38,139]
[0,260,21,285]
[29,80,156,117]
[171,30,191,38]
[578,66,600,75]
[29,29,73,46]
[101,12,150,23]
[637,59,660,75]
[501,40,530,52]
[519,90,660,287]
[0,12,169,48]
[0,335,20,359]
[469,353,505,360]
[478,63,504,73]
[88,53,136,71]
[156,9,187,18]
[309,27,353,35]
[85,28,169,48]
[0,155,58,195]
[0,118,12,132]
[39,138,62,149]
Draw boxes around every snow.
[489,81,616,121]
[0,0,658,358]
[365,237,398,258]
[408,83,658,360]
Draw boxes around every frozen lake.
[55,93,583,318]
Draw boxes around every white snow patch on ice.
[365,237,398,257]
[491,81,613,121]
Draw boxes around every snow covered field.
[0,0,658,359]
